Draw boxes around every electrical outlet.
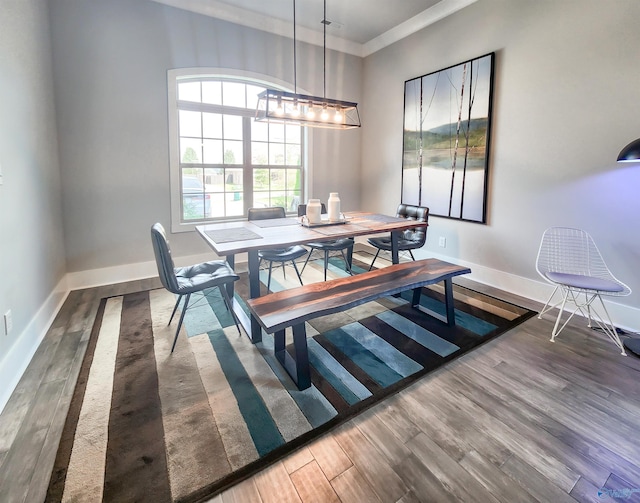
[4,310,12,335]
[439,237,446,248]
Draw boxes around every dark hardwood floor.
[1,254,639,503]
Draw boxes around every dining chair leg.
[324,250,329,281]
[168,294,183,325]
[301,250,313,274]
[267,262,274,291]
[218,285,242,335]
[409,250,416,261]
[171,293,191,353]
[369,249,381,271]
[340,249,353,276]
[291,260,304,286]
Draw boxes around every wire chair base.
[539,285,627,355]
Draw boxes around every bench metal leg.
[411,280,456,327]
[274,323,311,390]
[443,278,455,326]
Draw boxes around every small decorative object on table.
[328,192,341,222]
[306,199,322,224]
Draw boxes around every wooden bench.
[246,258,471,390]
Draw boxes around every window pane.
[253,191,271,208]
[223,115,243,140]
[286,144,301,166]
[270,191,286,209]
[246,85,265,110]
[205,167,224,192]
[180,138,202,164]
[179,110,201,137]
[251,142,268,165]
[251,120,268,142]
[253,169,269,191]
[210,193,225,218]
[269,123,285,143]
[202,81,222,105]
[181,171,210,220]
[269,143,285,165]
[222,82,246,108]
[285,124,301,144]
[286,169,301,190]
[178,82,201,102]
[270,169,286,190]
[286,191,302,212]
[202,112,222,139]
[225,168,243,191]
[202,139,223,164]
[226,192,244,217]
[223,140,243,164]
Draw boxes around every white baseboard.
[0,276,69,415]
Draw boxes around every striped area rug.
[46,254,535,502]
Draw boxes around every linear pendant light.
[255,0,361,130]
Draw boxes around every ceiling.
[150,0,477,57]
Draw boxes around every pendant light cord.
[293,0,297,94]
[323,0,326,99]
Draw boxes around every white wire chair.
[536,227,631,355]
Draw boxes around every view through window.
[173,77,304,224]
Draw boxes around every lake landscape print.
[402,53,494,223]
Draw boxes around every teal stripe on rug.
[207,331,284,456]
[400,290,498,335]
[181,292,222,337]
[205,288,237,328]
[322,328,404,387]
[376,310,459,357]
[309,341,368,405]
[340,322,423,377]
[307,338,372,401]
[255,334,338,428]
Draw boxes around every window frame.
[167,68,312,233]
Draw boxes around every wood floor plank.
[330,466,382,503]
[282,446,315,475]
[354,407,413,467]
[459,449,542,503]
[406,432,502,503]
[332,424,409,502]
[290,460,340,503]
[253,461,302,503]
[307,432,352,481]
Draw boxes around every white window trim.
[167,67,313,233]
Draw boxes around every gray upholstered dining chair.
[247,206,307,291]
[151,223,241,353]
[297,203,354,280]
[367,204,429,270]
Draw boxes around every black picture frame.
[401,52,495,223]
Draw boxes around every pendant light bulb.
[306,104,316,119]
[321,105,329,121]
[275,97,284,116]
[334,107,343,123]
[291,99,300,117]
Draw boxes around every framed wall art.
[402,52,495,223]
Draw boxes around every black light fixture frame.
[255,0,361,129]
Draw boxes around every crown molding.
[150,0,477,57]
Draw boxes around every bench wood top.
[246,258,471,333]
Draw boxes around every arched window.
[168,69,305,231]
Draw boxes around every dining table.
[196,211,428,343]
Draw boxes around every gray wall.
[48,0,363,272]
[0,0,66,389]
[361,0,640,312]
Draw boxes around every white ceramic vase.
[328,192,341,222]
[306,199,322,224]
